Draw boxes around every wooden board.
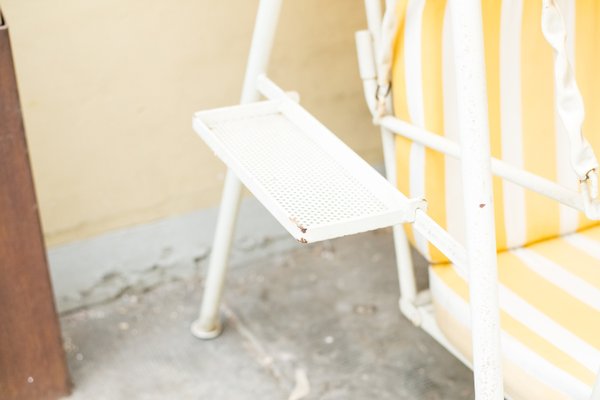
[0,14,71,400]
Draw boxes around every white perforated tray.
[193,94,421,243]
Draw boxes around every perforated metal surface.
[195,100,412,242]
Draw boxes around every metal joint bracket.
[399,290,431,327]
[374,82,391,102]
[580,170,600,220]
[399,298,422,326]
[403,198,427,223]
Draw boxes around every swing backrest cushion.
[391,0,600,264]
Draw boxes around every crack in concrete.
[221,303,294,393]
[59,249,212,316]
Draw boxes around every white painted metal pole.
[380,124,419,321]
[355,30,378,114]
[379,116,584,211]
[356,31,472,277]
[192,0,284,339]
[379,125,419,320]
[240,0,284,104]
[449,1,504,398]
[364,0,383,56]
[192,171,243,339]
[394,221,419,320]
[413,210,466,275]
[359,1,419,319]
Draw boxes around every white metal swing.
[190,0,600,399]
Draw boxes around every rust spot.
[479,203,486,208]
[290,217,307,233]
[298,238,308,244]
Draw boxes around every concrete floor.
[60,229,474,399]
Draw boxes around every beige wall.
[1,0,381,246]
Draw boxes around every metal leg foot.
[190,317,223,340]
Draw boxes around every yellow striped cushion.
[430,224,600,399]
[391,0,600,264]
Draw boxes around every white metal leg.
[394,224,421,323]
[449,0,504,398]
[191,170,243,339]
[379,126,419,323]
[191,0,283,339]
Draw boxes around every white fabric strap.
[541,0,599,183]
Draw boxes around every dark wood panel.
[0,13,71,400]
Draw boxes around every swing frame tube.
[191,0,284,339]
[364,0,504,398]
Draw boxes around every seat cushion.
[430,224,600,399]
[391,0,600,264]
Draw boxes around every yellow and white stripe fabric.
[389,1,600,398]
[430,224,600,399]
[391,0,600,264]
